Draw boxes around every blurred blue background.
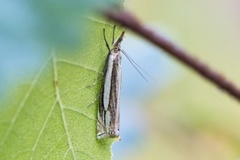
[113,33,180,159]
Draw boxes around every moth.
[97,26,125,140]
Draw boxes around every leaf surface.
[0,17,122,160]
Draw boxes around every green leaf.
[0,17,123,159]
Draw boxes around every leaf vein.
[42,133,67,160]
[29,99,58,160]
[81,16,113,27]
[57,59,101,74]
[0,56,51,146]
[63,107,97,121]
[63,148,71,160]
[53,54,77,160]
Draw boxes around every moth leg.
[85,76,102,89]
[86,93,101,108]
[103,28,111,52]
[85,76,103,108]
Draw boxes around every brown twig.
[103,10,240,102]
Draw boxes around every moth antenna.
[121,50,155,82]
[112,25,116,45]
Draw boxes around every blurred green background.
[1,0,240,160]
[115,0,240,160]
